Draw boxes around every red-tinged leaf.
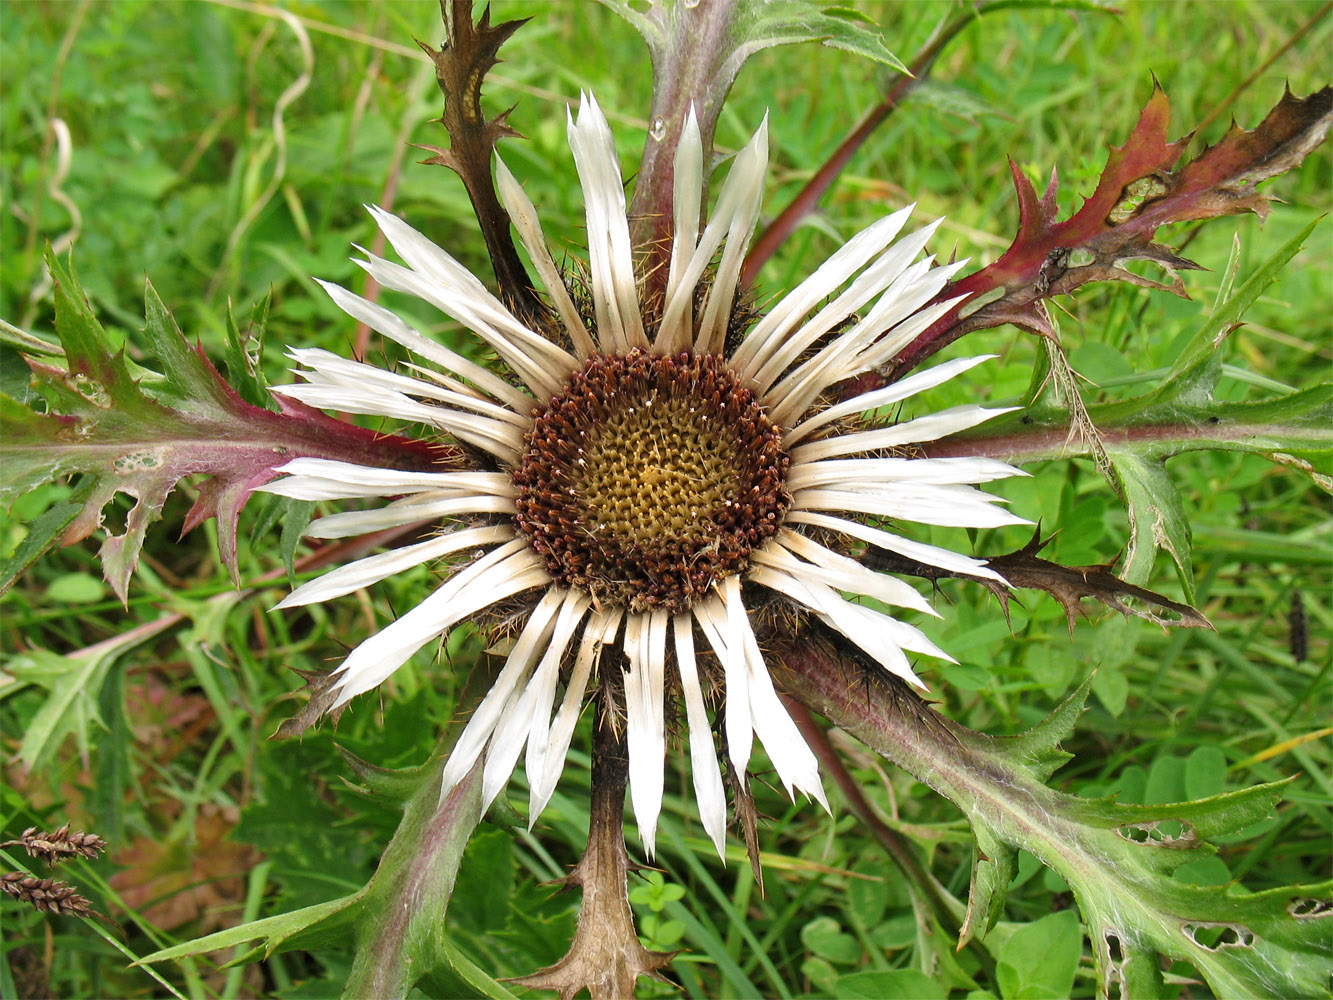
[880,84,1332,379]
[0,252,448,602]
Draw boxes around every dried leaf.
[109,804,260,934]
[512,709,673,1000]
[885,84,1332,377]
[983,529,1212,634]
[418,0,543,325]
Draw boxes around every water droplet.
[683,0,700,8]
[649,117,668,142]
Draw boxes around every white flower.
[263,94,1028,857]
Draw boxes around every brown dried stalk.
[2,824,108,865]
[512,682,674,1000]
[1,871,94,918]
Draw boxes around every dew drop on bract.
[649,117,668,142]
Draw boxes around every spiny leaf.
[417,0,542,326]
[2,615,177,770]
[0,252,445,601]
[883,83,1332,378]
[139,754,493,999]
[980,672,1092,778]
[934,529,1212,633]
[774,634,1333,1000]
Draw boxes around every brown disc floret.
[513,349,790,613]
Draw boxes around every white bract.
[263,94,1028,858]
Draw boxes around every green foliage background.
[1,2,1328,997]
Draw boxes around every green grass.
[2,2,1329,998]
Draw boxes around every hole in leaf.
[1183,922,1254,951]
[1108,175,1169,224]
[1288,897,1333,919]
[1117,820,1196,847]
[1103,931,1126,1000]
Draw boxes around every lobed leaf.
[0,252,446,601]
[774,632,1333,1000]
[882,84,1332,378]
[416,0,543,326]
[2,615,177,770]
[138,753,494,1000]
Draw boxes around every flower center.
[513,349,790,613]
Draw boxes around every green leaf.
[0,496,82,594]
[1110,450,1195,599]
[1090,667,1129,717]
[995,910,1082,1000]
[801,915,862,964]
[837,969,947,1000]
[729,2,907,71]
[2,614,177,769]
[1185,746,1228,801]
[45,571,106,603]
[0,252,441,600]
[139,749,488,1000]
[1155,220,1320,403]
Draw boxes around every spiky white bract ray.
[315,279,533,414]
[515,592,595,809]
[786,510,1003,582]
[695,115,767,356]
[357,254,565,404]
[528,609,623,819]
[282,348,528,424]
[691,593,752,776]
[624,610,670,855]
[745,562,925,689]
[302,494,517,540]
[753,528,936,616]
[731,209,905,374]
[658,107,704,355]
[794,484,1028,529]
[482,589,592,811]
[567,93,646,353]
[745,217,939,395]
[673,613,727,857]
[493,155,597,359]
[277,524,514,609]
[262,458,515,502]
[439,587,565,801]
[708,575,827,808]
[788,456,1024,491]
[791,404,1021,463]
[786,355,998,445]
[764,262,968,428]
[330,539,548,705]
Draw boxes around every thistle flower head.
[264,94,1028,856]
